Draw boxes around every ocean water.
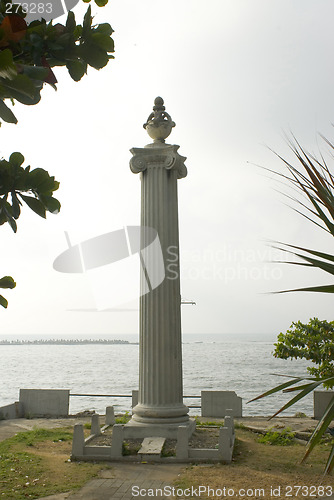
[0,335,315,416]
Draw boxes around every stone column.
[128,97,193,436]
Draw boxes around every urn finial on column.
[143,97,176,143]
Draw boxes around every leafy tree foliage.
[0,275,15,308]
[0,0,114,123]
[273,318,334,389]
[0,151,60,307]
[0,0,113,306]
[0,151,60,231]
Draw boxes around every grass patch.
[0,427,106,499]
[176,428,333,499]
[122,439,141,456]
[12,427,73,446]
[257,427,296,446]
[115,412,131,424]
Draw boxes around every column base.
[132,402,190,421]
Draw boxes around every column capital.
[129,144,187,179]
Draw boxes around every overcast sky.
[1,0,334,338]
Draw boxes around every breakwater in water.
[0,339,137,345]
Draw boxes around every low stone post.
[224,413,234,434]
[132,390,139,409]
[91,414,101,436]
[72,424,85,458]
[110,424,123,458]
[218,427,232,462]
[106,406,115,426]
[176,426,189,459]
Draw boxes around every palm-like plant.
[250,134,334,474]
[267,134,334,293]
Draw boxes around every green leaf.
[325,443,334,475]
[283,249,334,276]
[83,5,92,37]
[95,0,108,7]
[275,242,334,264]
[9,152,25,168]
[66,60,87,82]
[0,294,8,308]
[0,276,16,289]
[302,395,334,465]
[21,65,49,81]
[7,216,17,232]
[20,194,46,218]
[283,382,322,393]
[95,23,114,36]
[0,49,18,80]
[0,74,41,105]
[274,284,334,294]
[247,377,304,403]
[309,196,334,234]
[40,195,61,214]
[91,33,114,52]
[66,11,76,32]
[268,380,324,420]
[79,43,109,69]
[0,99,17,124]
[11,192,21,219]
[0,74,35,98]
[27,169,59,194]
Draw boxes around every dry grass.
[176,428,333,499]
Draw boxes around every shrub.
[274,318,334,389]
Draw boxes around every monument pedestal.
[124,418,196,439]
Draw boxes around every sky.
[1,0,334,338]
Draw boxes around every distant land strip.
[0,339,138,345]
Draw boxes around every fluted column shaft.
[130,143,189,425]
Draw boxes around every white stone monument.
[127,97,195,438]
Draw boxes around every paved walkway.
[37,463,185,500]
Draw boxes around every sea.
[0,334,315,417]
